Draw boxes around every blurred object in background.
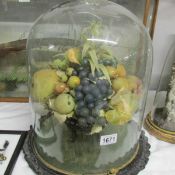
[145,39,175,143]
[0,0,159,102]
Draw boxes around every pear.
[54,94,75,114]
[32,69,59,102]
[112,77,128,92]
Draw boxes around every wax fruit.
[32,69,59,101]
[66,48,81,64]
[54,94,75,114]
[127,75,140,91]
[106,66,117,78]
[57,70,68,82]
[112,77,128,92]
[51,58,67,70]
[110,90,139,114]
[55,82,67,94]
[105,108,132,125]
[68,76,80,88]
[66,67,74,76]
[116,64,126,77]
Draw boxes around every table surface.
[0,91,175,175]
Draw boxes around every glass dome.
[27,0,152,174]
[151,41,175,132]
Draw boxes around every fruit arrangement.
[31,21,142,135]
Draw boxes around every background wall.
[151,0,175,89]
[0,0,174,90]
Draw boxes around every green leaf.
[88,59,96,76]
[89,50,99,71]
[99,64,111,85]
[101,53,113,59]
[101,45,113,56]
[82,42,91,58]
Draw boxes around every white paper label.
[100,133,117,146]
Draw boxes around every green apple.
[54,94,75,114]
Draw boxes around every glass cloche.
[147,41,175,140]
[27,0,152,174]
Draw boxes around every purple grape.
[96,101,108,109]
[88,103,95,109]
[107,88,113,96]
[87,116,95,125]
[92,108,99,117]
[72,70,78,76]
[78,66,84,71]
[95,70,103,77]
[79,70,88,79]
[99,85,108,94]
[77,101,85,108]
[78,118,87,127]
[91,88,101,98]
[81,79,89,86]
[82,58,89,66]
[85,94,94,103]
[82,86,91,94]
[80,107,90,117]
[75,85,83,92]
[75,92,84,100]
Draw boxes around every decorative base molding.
[23,130,150,175]
[144,113,175,144]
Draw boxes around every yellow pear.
[112,77,129,92]
[32,69,58,102]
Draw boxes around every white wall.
[151,0,175,89]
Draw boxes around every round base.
[144,113,175,144]
[23,130,150,175]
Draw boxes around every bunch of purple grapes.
[66,58,113,133]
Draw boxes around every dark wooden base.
[144,113,175,144]
[23,129,150,175]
